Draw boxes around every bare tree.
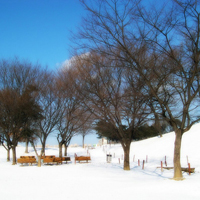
[71,53,150,170]
[0,58,43,164]
[36,71,62,156]
[0,85,42,165]
[55,68,91,157]
[79,120,92,148]
[74,0,200,180]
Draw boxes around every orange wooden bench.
[17,156,37,166]
[42,155,62,165]
[62,157,71,163]
[74,154,91,164]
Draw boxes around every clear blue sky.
[0,0,83,70]
[0,0,99,145]
[0,0,161,146]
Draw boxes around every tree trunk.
[37,156,41,167]
[25,139,29,153]
[30,141,41,167]
[59,142,63,158]
[122,142,131,170]
[12,146,17,165]
[41,142,46,156]
[173,129,183,180]
[7,149,10,162]
[82,135,85,148]
[2,143,11,161]
[64,143,67,156]
[30,141,39,157]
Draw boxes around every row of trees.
[69,0,200,180]
[0,0,199,181]
[0,58,92,165]
[0,56,165,168]
[67,52,169,171]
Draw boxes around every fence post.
[165,156,167,166]
[74,153,77,164]
[146,155,148,163]
[118,158,120,164]
[188,163,191,175]
[138,159,140,166]
[161,161,163,172]
[142,160,145,170]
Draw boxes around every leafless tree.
[36,71,62,156]
[55,68,91,157]
[79,119,92,148]
[74,0,200,180]
[0,58,42,164]
[71,53,150,170]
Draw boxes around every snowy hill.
[0,123,200,200]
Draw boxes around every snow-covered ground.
[1,123,200,200]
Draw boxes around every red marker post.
[142,160,145,170]
[161,161,163,172]
[188,163,191,175]
[165,156,167,167]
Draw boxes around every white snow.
[1,123,200,200]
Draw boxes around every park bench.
[42,155,62,165]
[17,156,37,166]
[62,156,71,163]
[74,154,91,164]
[161,167,195,173]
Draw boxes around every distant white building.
[98,137,108,146]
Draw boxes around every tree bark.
[7,149,10,162]
[82,135,85,148]
[155,113,162,138]
[25,139,29,153]
[122,142,131,170]
[64,143,67,156]
[37,156,41,167]
[173,129,183,180]
[30,141,39,157]
[59,142,63,158]
[41,142,46,156]
[12,146,17,165]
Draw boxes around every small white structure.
[98,138,108,146]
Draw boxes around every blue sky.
[0,0,84,70]
[0,0,163,146]
[0,0,99,145]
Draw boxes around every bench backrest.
[20,156,35,159]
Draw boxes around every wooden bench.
[62,157,71,163]
[41,155,55,159]
[42,155,62,165]
[74,154,91,164]
[17,156,37,166]
[161,167,195,173]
